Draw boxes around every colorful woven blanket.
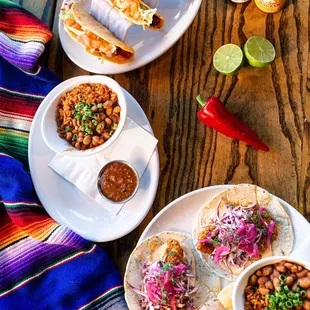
[0,1,127,309]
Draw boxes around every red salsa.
[99,162,138,202]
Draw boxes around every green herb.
[97,103,103,108]
[168,250,176,256]
[161,262,171,272]
[75,126,79,130]
[170,277,176,283]
[279,275,286,282]
[113,123,118,130]
[265,278,305,310]
[75,102,86,111]
[109,131,114,136]
[72,134,78,141]
[84,127,93,135]
[65,126,71,132]
[92,119,98,126]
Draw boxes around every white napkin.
[90,0,160,41]
[49,118,158,216]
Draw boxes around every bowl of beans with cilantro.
[233,256,310,310]
[41,76,127,156]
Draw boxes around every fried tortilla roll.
[60,2,135,64]
[104,0,165,30]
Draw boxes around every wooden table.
[16,0,310,274]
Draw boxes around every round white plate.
[139,185,310,252]
[59,0,202,74]
[28,77,159,242]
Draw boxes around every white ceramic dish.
[29,76,159,242]
[41,75,127,157]
[233,256,310,309]
[139,185,310,294]
[59,0,202,74]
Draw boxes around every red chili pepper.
[196,95,269,152]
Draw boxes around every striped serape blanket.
[0,1,127,309]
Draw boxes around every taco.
[59,2,135,64]
[193,184,294,281]
[125,232,221,310]
[104,0,165,30]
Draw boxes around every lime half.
[213,44,244,75]
[244,36,275,68]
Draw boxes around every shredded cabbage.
[138,6,157,27]
[196,203,276,270]
[128,260,197,309]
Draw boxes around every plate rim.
[58,0,203,74]
[139,185,310,244]
[28,76,160,242]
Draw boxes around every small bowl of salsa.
[97,160,139,204]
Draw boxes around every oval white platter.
[59,0,202,74]
[28,76,159,242]
[139,185,310,290]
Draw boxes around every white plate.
[28,77,159,242]
[59,0,202,74]
[139,185,310,288]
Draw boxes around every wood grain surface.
[24,0,310,274]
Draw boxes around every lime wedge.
[244,36,275,68]
[217,282,235,308]
[213,44,244,75]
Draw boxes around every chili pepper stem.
[196,95,206,107]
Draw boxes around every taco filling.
[108,0,160,28]
[196,203,278,272]
[60,3,132,59]
[127,239,198,310]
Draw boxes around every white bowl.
[233,255,310,309]
[41,75,127,157]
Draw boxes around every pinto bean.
[256,270,263,276]
[299,278,310,289]
[103,100,113,109]
[262,266,273,276]
[298,270,309,278]
[75,142,81,150]
[265,281,274,290]
[83,135,92,145]
[96,122,105,134]
[273,269,280,278]
[306,288,310,299]
[298,265,303,272]
[273,278,281,290]
[258,287,270,295]
[257,277,269,286]
[276,264,287,273]
[102,132,111,140]
[284,263,298,273]
[110,114,120,124]
[286,276,295,286]
[303,300,310,310]
[249,275,258,286]
[292,282,299,292]
[66,132,73,141]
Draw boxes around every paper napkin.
[49,118,158,216]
